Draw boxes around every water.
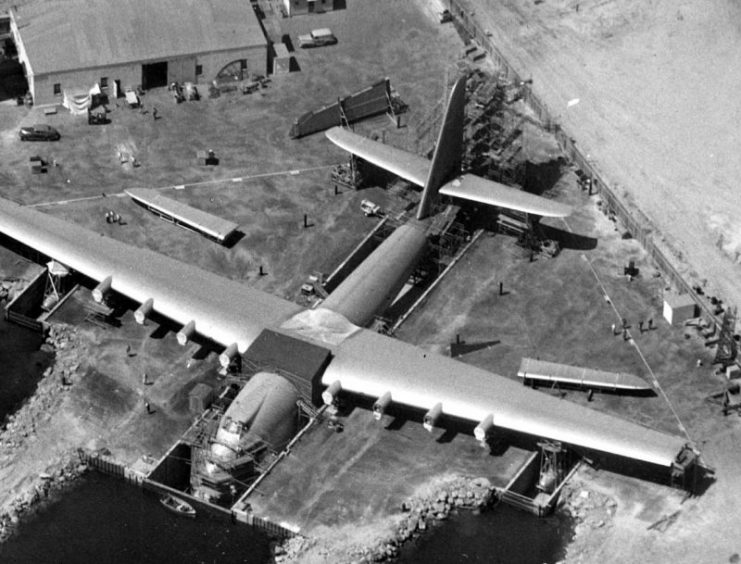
[0,316,52,421]
[0,473,272,564]
[399,505,573,564]
[0,471,573,564]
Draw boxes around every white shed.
[663,292,698,325]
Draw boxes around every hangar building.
[9,0,268,106]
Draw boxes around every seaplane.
[0,76,699,486]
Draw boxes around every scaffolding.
[537,440,570,494]
[713,307,738,367]
[42,260,70,311]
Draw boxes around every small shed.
[273,43,292,75]
[189,383,214,415]
[663,293,698,326]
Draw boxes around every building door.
[141,62,168,90]
[308,0,315,13]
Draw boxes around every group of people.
[104,210,123,224]
[611,317,654,340]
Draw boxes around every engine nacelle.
[92,275,112,303]
[134,298,153,325]
[423,402,443,432]
[474,414,494,443]
[176,320,196,346]
[372,392,392,420]
[219,342,239,368]
[322,380,342,406]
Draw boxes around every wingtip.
[545,202,574,218]
[557,204,574,218]
[325,126,342,141]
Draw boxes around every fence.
[448,0,727,329]
[80,450,145,486]
[252,515,296,539]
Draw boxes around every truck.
[298,28,337,48]
[360,199,381,217]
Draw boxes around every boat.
[160,493,196,518]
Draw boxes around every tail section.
[416,76,467,220]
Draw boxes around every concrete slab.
[246,408,530,535]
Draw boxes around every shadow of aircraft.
[540,224,598,251]
[449,339,501,358]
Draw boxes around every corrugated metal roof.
[14,0,266,76]
[126,188,239,243]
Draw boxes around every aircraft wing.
[323,328,687,468]
[0,196,692,471]
[325,126,430,187]
[0,197,303,352]
[440,174,572,218]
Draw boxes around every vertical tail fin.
[416,76,467,220]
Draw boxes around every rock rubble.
[0,323,89,543]
[275,475,496,563]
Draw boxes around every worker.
[144,401,151,414]
[152,106,159,121]
[648,318,654,330]
[696,359,703,368]
[639,320,644,333]
[611,323,616,335]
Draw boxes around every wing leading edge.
[325,126,431,187]
[0,197,303,352]
[440,174,572,218]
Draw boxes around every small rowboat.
[160,494,196,518]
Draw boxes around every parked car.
[298,28,337,48]
[19,124,60,141]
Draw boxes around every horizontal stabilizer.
[439,174,572,218]
[325,127,430,187]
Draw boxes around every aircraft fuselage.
[320,217,430,327]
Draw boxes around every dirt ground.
[461,0,741,321]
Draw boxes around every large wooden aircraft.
[320,76,570,327]
[0,77,696,480]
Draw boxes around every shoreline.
[0,323,89,543]
[276,475,498,563]
[0,452,89,544]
